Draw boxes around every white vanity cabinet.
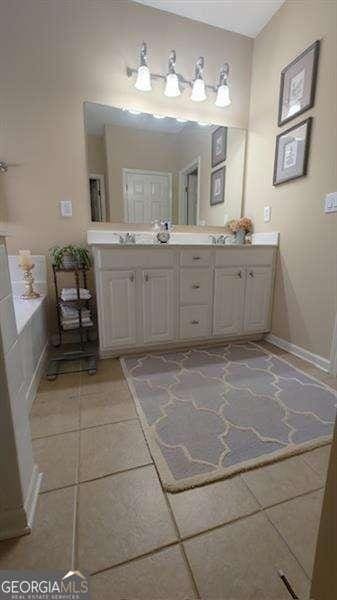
[142,268,175,343]
[93,244,277,357]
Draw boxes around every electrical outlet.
[60,199,73,217]
[264,206,271,222]
[324,192,337,213]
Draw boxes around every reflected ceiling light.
[127,109,142,115]
[153,114,165,119]
[176,118,188,123]
[198,121,209,126]
[190,57,207,102]
[134,42,152,92]
[215,63,231,108]
[164,50,181,98]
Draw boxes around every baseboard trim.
[0,465,42,541]
[265,334,331,373]
[27,342,49,412]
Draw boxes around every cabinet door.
[142,269,174,343]
[100,270,136,348]
[213,267,245,336]
[244,266,273,333]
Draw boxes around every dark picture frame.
[273,117,312,186]
[278,40,320,127]
[210,166,226,205]
[211,126,227,167]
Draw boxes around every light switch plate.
[60,199,73,217]
[324,192,337,213]
[264,206,271,222]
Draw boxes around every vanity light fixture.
[134,42,152,92]
[164,50,181,97]
[127,44,231,109]
[215,63,231,108]
[190,57,207,102]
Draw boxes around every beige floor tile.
[90,545,196,600]
[80,359,125,396]
[0,487,75,569]
[30,394,80,438]
[302,445,331,485]
[79,420,151,481]
[37,372,81,400]
[168,476,259,538]
[33,431,79,492]
[77,465,177,573]
[184,512,310,599]
[267,489,324,578]
[80,386,136,428]
[242,455,322,507]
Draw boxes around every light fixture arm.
[168,50,176,74]
[219,62,229,86]
[139,42,148,67]
[0,160,8,173]
[194,56,205,80]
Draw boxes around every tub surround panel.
[0,237,41,541]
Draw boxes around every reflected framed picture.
[211,126,227,167]
[273,117,312,186]
[278,40,320,126]
[210,166,226,205]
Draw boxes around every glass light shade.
[215,83,231,107]
[164,73,181,97]
[190,78,207,102]
[134,65,152,91]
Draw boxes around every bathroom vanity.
[88,231,278,357]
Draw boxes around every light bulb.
[176,118,187,123]
[164,73,181,97]
[215,83,231,107]
[127,109,142,115]
[191,78,207,102]
[198,121,209,127]
[153,114,165,119]
[135,65,152,92]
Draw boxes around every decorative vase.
[233,229,246,245]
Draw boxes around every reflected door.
[124,170,171,223]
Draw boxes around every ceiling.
[134,0,285,38]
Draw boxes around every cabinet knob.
[129,273,135,283]
[192,256,201,260]
[190,319,199,325]
[237,271,242,278]
[192,283,200,289]
[249,271,254,277]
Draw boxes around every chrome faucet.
[118,232,136,244]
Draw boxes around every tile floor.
[0,341,335,599]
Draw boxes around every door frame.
[330,313,337,375]
[89,173,106,221]
[178,156,201,226]
[122,168,173,223]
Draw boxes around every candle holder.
[19,264,41,299]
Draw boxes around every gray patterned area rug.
[121,343,336,492]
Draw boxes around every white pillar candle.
[18,250,33,269]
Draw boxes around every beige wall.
[244,0,337,359]
[0,0,252,254]
[104,124,178,221]
[175,125,246,226]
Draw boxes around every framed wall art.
[273,117,312,186]
[210,166,226,205]
[278,40,320,126]
[211,126,227,167]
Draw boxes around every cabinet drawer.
[180,269,211,305]
[180,249,211,267]
[215,248,275,267]
[98,248,174,269]
[180,305,210,339]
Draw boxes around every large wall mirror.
[84,102,246,227]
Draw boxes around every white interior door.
[124,170,171,223]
